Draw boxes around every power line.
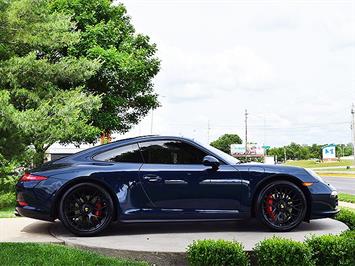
[164,121,350,130]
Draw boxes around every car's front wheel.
[59,182,113,236]
[256,180,307,231]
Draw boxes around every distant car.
[16,136,339,236]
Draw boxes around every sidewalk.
[339,201,355,209]
[0,218,62,243]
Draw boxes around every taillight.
[17,201,28,206]
[19,173,48,182]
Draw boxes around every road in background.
[322,176,355,194]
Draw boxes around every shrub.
[0,156,22,194]
[335,207,355,230]
[341,229,355,239]
[187,239,249,266]
[306,234,355,266]
[0,192,16,209]
[254,237,313,266]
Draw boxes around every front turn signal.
[302,182,314,187]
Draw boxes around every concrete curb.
[65,242,187,266]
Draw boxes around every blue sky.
[118,0,355,147]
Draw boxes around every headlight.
[330,191,338,198]
[305,169,324,182]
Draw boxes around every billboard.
[230,144,245,155]
[248,144,264,155]
[322,145,336,160]
[230,143,264,156]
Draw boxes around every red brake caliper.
[265,194,275,221]
[95,201,103,217]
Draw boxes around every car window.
[138,140,207,164]
[93,144,143,163]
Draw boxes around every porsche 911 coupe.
[16,135,339,236]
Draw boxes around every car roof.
[56,135,200,162]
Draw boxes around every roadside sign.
[322,145,336,160]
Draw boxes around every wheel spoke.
[262,183,305,229]
[63,186,111,233]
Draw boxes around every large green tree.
[0,90,101,165]
[210,134,242,154]
[0,0,102,165]
[50,0,161,134]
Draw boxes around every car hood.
[236,162,308,174]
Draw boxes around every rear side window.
[138,140,207,164]
[94,144,143,163]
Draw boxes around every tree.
[50,0,160,136]
[0,90,26,161]
[0,90,101,165]
[210,134,242,154]
[0,0,102,164]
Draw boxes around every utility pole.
[351,104,355,165]
[150,109,154,134]
[207,120,211,143]
[284,147,287,162]
[245,109,248,157]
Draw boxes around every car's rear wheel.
[256,180,306,231]
[59,182,113,236]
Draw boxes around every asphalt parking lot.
[322,176,355,194]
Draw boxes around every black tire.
[256,180,307,232]
[59,182,113,236]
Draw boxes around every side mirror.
[203,155,220,170]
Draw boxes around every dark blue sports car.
[16,135,338,236]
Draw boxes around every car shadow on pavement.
[48,218,338,238]
[95,218,335,237]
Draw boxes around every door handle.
[143,174,162,183]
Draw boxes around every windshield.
[206,144,240,164]
[194,140,240,164]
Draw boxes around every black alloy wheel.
[257,180,306,231]
[59,183,113,236]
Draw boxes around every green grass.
[0,206,16,218]
[284,160,353,168]
[0,243,148,266]
[339,193,355,204]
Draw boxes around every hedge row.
[187,208,355,266]
[335,207,355,230]
[187,233,354,266]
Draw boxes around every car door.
[138,139,242,219]
[92,143,151,217]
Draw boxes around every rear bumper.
[15,178,61,221]
[15,206,53,221]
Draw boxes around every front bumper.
[309,182,339,219]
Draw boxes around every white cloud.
[158,45,274,103]
[118,0,354,147]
